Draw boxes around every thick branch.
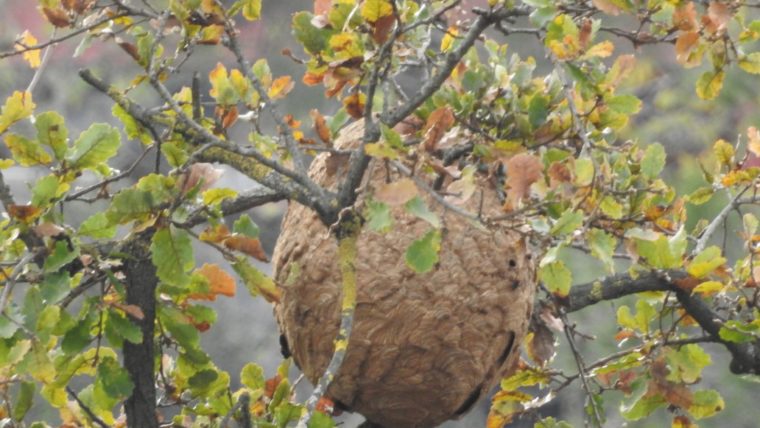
[565,270,760,375]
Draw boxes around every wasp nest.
[273,120,536,428]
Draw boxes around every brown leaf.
[117,303,146,320]
[223,235,268,262]
[41,7,71,27]
[422,106,455,152]
[310,109,331,144]
[504,153,543,208]
[703,1,731,35]
[343,92,366,119]
[216,105,238,130]
[117,39,141,62]
[374,178,418,206]
[527,323,556,367]
[673,2,698,31]
[579,18,593,50]
[191,263,237,300]
[8,204,42,222]
[34,222,64,237]
[592,0,623,15]
[371,14,395,45]
[547,161,572,188]
[264,374,282,398]
[675,31,700,66]
[179,163,224,195]
[303,71,325,86]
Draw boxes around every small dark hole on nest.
[508,259,517,268]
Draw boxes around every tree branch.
[564,270,760,375]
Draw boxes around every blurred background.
[1,0,759,427]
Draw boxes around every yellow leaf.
[0,91,35,135]
[267,76,294,100]
[583,40,614,58]
[241,0,262,21]
[441,26,458,52]
[16,31,40,68]
[695,69,724,100]
[361,0,392,23]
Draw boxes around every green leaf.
[551,209,583,236]
[106,188,161,224]
[606,94,642,115]
[66,123,120,172]
[308,411,336,428]
[665,344,711,384]
[0,91,35,135]
[12,381,35,421]
[538,260,572,297]
[107,309,143,344]
[31,174,62,207]
[79,212,117,239]
[112,105,151,145]
[96,357,134,399]
[233,214,260,238]
[35,111,67,160]
[695,69,725,100]
[744,213,759,237]
[151,226,194,287]
[641,143,666,179]
[621,391,665,420]
[36,305,60,333]
[405,230,441,274]
[718,320,760,343]
[161,142,188,167]
[240,362,265,390]
[686,246,726,279]
[574,157,594,186]
[159,306,200,349]
[232,258,281,303]
[600,196,624,219]
[292,12,332,55]
[633,228,686,269]
[739,52,760,74]
[4,133,52,166]
[534,417,574,428]
[43,240,79,273]
[405,196,440,228]
[688,390,724,419]
[587,228,616,272]
[0,316,19,339]
[688,186,714,205]
[202,188,237,206]
[366,200,393,233]
[528,95,549,128]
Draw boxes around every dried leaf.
[374,178,418,206]
[422,106,455,152]
[179,163,224,195]
[504,153,543,207]
[34,222,64,238]
[675,32,700,66]
[310,109,331,144]
[703,1,731,35]
[592,0,623,15]
[268,76,294,100]
[673,2,698,31]
[42,7,71,27]
[224,235,268,262]
[343,92,366,119]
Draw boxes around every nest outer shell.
[273,120,536,428]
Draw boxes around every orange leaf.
[264,374,282,398]
[310,109,331,144]
[504,153,543,208]
[374,178,418,206]
[343,92,366,119]
[224,235,268,262]
[303,71,325,86]
[199,224,231,243]
[8,204,42,222]
[675,31,700,66]
[422,106,455,152]
[673,2,698,31]
[268,76,294,100]
[191,263,236,300]
[579,18,593,49]
[216,105,238,129]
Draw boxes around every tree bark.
[122,233,159,428]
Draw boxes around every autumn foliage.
[1,0,760,428]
